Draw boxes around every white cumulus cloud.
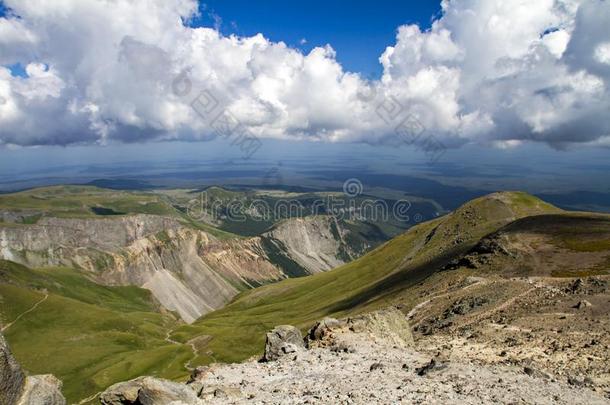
[0,0,609,149]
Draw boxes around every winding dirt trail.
[164,329,199,372]
[74,328,201,404]
[75,390,103,405]
[455,285,539,331]
[183,339,201,371]
[1,294,48,332]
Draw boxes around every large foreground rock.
[263,325,305,362]
[19,375,66,405]
[347,307,415,347]
[0,333,65,405]
[100,376,200,405]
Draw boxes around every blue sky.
[1,0,441,76]
[1,0,440,76]
[191,0,441,75]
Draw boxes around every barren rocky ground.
[408,275,610,399]
[101,309,610,405]
[191,336,609,404]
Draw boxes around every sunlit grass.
[0,261,191,403]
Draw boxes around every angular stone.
[347,308,414,348]
[307,318,346,342]
[263,325,305,362]
[20,374,66,405]
[100,376,200,405]
[573,300,592,310]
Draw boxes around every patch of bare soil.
[412,275,610,399]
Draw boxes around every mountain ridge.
[170,191,563,362]
[3,190,610,402]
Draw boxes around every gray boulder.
[347,308,414,347]
[263,325,305,361]
[1,333,25,405]
[19,375,66,405]
[100,376,200,405]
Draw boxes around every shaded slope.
[399,214,610,396]
[173,192,560,363]
[445,212,610,278]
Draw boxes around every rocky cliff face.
[0,214,359,323]
[1,333,66,405]
[0,216,283,323]
[260,216,361,275]
[98,228,286,323]
[0,215,180,253]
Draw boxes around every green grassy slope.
[173,192,560,364]
[0,261,192,403]
[0,185,177,218]
[513,213,610,253]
